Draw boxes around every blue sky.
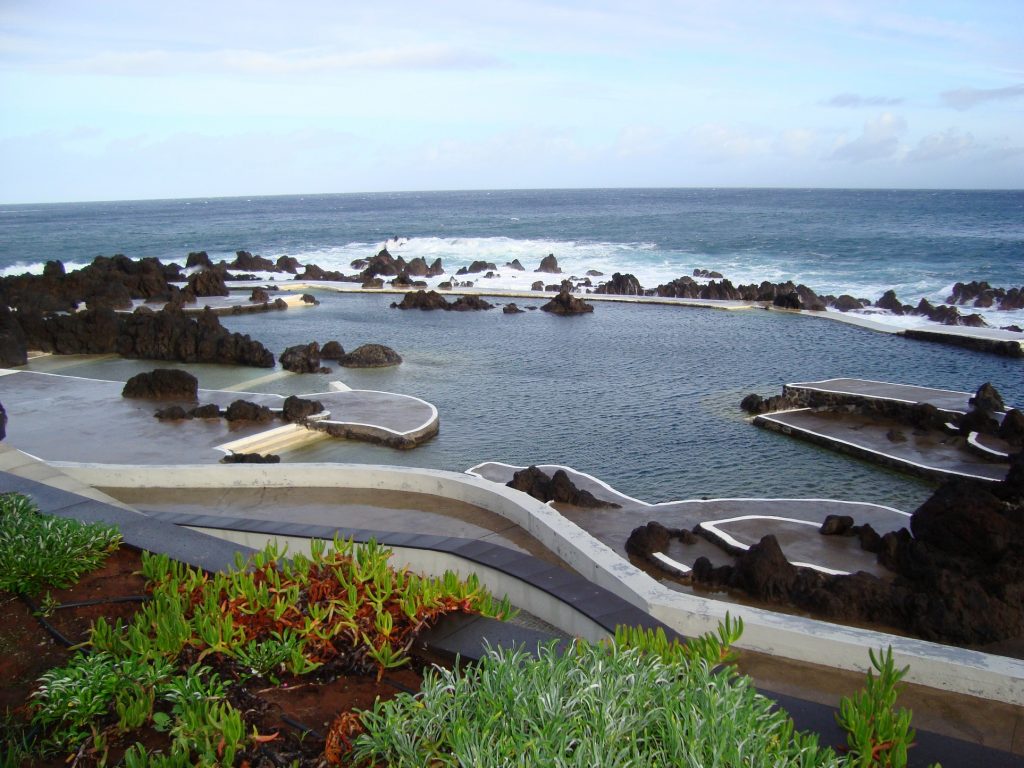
[1,0,1022,202]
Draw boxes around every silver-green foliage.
[0,492,121,595]
[350,639,841,768]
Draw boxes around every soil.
[0,545,427,767]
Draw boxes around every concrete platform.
[0,369,438,463]
[755,408,1009,482]
[785,377,991,416]
[468,461,910,579]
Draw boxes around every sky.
[1,0,1022,202]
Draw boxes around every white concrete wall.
[59,461,1024,706]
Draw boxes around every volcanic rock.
[0,401,6,441]
[595,273,643,296]
[693,268,724,279]
[184,269,229,299]
[300,293,318,304]
[625,522,673,558]
[731,535,799,601]
[506,259,525,271]
[540,288,593,316]
[535,254,561,274]
[833,295,864,312]
[503,303,525,314]
[282,395,324,423]
[819,515,855,536]
[392,290,449,310]
[249,288,271,303]
[122,369,199,400]
[0,306,28,367]
[456,261,497,275]
[220,452,281,464]
[740,394,766,414]
[298,263,346,281]
[115,308,275,367]
[875,290,906,314]
[230,251,277,272]
[280,342,328,374]
[320,340,345,360]
[154,405,189,421]
[773,291,802,310]
[531,281,544,291]
[339,344,402,368]
[186,252,213,270]
[971,382,1005,412]
[506,465,618,508]
[189,404,222,418]
[999,409,1024,447]
[450,295,494,311]
[224,400,274,423]
[276,255,301,274]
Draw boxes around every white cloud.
[831,112,906,162]
[906,128,975,163]
[941,83,1024,110]
[689,123,770,160]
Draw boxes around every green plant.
[0,492,121,595]
[343,624,842,768]
[608,612,743,668]
[837,647,935,768]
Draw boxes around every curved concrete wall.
[59,461,1024,706]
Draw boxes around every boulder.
[505,259,525,271]
[503,303,525,314]
[189,403,221,418]
[249,288,271,303]
[298,263,346,281]
[122,369,199,400]
[819,515,855,536]
[730,535,799,601]
[535,254,561,274]
[282,395,324,423]
[456,260,497,275]
[185,251,213,269]
[154,405,190,421]
[999,409,1024,447]
[971,382,1005,412]
[773,291,802,310]
[184,269,229,298]
[506,465,618,508]
[339,344,402,368]
[910,478,1019,561]
[300,293,318,304]
[0,306,28,367]
[586,269,604,277]
[320,340,345,360]
[625,521,672,558]
[531,281,544,291]
[280,342,328,374]
[392,290,450,311]
[450,295,494,311]
[361,278,384,289]
[224,400,274,423]
[221,452,281,464]
[229,250,277,272]
[875,289,905,314]
[693,268,724,279]
[595,273,643,296]
[540,289,594,316]
[739,394,766,414]
[276,255,301,273]
[832,295,864,312]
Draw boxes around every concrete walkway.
[468,462,909,578]
[786,377,991,415]
[0,369,438,463]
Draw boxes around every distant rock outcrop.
[535,254,561,274]
[595,273,643,296]
[280,342,330,374]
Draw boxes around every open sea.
[2,188,1022,510]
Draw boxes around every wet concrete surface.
[0,369,437,463]
[469,462,909,578]
[786,377,986,414]
[757,409,1009,481]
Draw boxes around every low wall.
[59,461,1024,706]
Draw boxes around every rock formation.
[595,273,643,296]
[339,344,402,368]
[535,254,561,274]
[540,289,593,315]
[122,369,199,400]
[280,342,330,373]
[506,466,619,508]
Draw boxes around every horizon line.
[2,184,1023,207]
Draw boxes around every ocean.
[2,188,1022,509]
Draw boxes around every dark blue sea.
[2,189,1022,509]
